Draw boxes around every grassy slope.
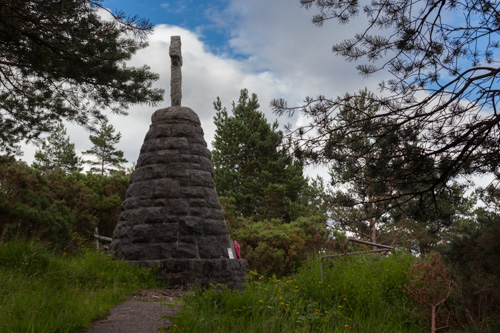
[0,241,164,333]
[169,253,428,332]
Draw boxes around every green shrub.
[0,161,128,250]
[231,216,337,276]
[441,208,500,331]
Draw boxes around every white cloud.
[19,0,389,181]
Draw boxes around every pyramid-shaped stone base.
[110,106,247,289]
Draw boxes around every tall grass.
[169,252,426,332]
[0,240,164,333]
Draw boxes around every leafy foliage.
[0,160,128,249]
[0,0,163,153]
[32,123,81,173]
[228,215,337,276]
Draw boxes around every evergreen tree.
[0,0,163,153]
[83,119,127,175]
[212,89,306,222]
[320,89,472,251]
[274,0,500,197]
[326,90,385,243]
[32,123,81,173]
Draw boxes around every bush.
[440,208,500,331]
[231,216,338,276]
[0,160,128,250]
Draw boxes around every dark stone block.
[152,258,248,289]
[141,137,190,153]
[179,154,200,164]
[137,150,179,167]
[154,223,178,243]
[121,197,139,210]
[115,244,144,260]
[132,165,168,182]
[162,258,190,273]
[197,236,228,259]
[166,199,189,215]
[144,124,172,140]
[172,243,199,259]
[178,234,197,244]
[143,207,167,224]
[170,123,202,138]
[126,180,156,197]
[181,186,205,199]
[112,223,128,238]
[203,220,229,235]
[152,107,201,125]
[189,170,214,187]
[198,158,214,173]
[160,243,175,259]
[153,179,180,199]
[188,198,209,208]
[189,143,211,158]
[164,164,190,178]
[130,224,151,243]
[178,216,204,235]
[203,188,221,208]
[118,208,149,224]
[153,198,168,207]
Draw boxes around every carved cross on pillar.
[169,36,182,106]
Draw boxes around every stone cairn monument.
[110,36,247,288]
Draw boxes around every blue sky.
[103,0,232,54]
[22,0,386,177]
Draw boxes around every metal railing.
[320,238,394,283]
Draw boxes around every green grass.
[0,240,165,333]
[168,252,427,332]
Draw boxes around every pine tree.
[212,89,306,222]
[326,89,396,245]
[83,119,127,175]
[32,123,81,173]
[274,0,500,197]
[0,0,163,153]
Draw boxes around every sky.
[21,0,387,177]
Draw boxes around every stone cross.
[169,36,182,106]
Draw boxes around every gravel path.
[83,289,184,333]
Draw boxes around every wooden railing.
[94,227,112,250]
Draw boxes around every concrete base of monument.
[127,258,248,290]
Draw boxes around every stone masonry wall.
[110,106,247,288]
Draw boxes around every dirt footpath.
[83,289,184,333]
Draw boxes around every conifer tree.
[0,0,163,153]
[83,119,127,175]
[274,0,500,198]
[212,89,306,222]
[32,123,81,173]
